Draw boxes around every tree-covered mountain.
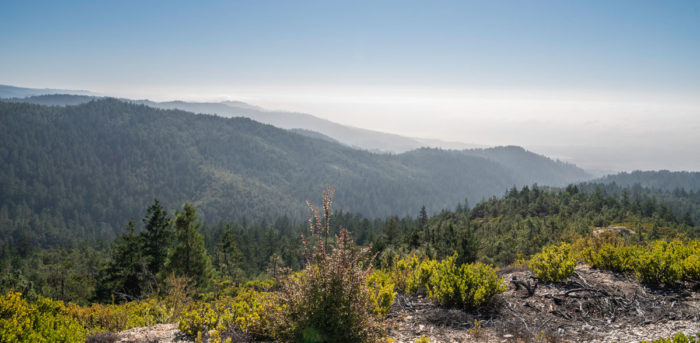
[0,99,590,248]
[2,92,481,153]
[596,170,700,192]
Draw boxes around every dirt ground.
[386,264,700,343]
[100,265,699,343]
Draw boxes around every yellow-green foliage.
[528,243,576,282]
[414,334,430,343]
[178,289,279,340]
[680,240,700,282]
[639,332,700,343]
[683,254,700,281]
[426,255,505,310]
[389,254,420,293]
[390,254,438,294]
[634,240,691,285]
[578,238,700,285]
[366,270,396,317]
[0,291,87,343]
[64,298,170,334]
[587,244,639,273]
[229,289,279,338]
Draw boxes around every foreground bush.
[178,289,279,340]
[390,253,437,295]
[639,332,700,343]
[426,255,505,310]
[275,188,386,343]
[64,298,170,334]
[0,292,87,343]
[528,243,576,282]
[577,237,700,286]
[587,244,639,273]
[366,270,396,317]
[634,240,687,285]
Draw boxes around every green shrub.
[587,244,638,273]
[0,291,87,343]
[390,254,438,295]
[682,254,700,282]
[366,270,396,317]
[178,289,279,340]
[229,289,279,338]
[64,298,169,334]
[178,301,219,338]
[638,332,700,343]
[633,240,686,285]
[575,238,700,285]
[529,243,576,282]
[681,240,700,282]
[390,254,420,293]
[426,255,505,310]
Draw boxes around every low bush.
[366,270,396,317]
[0,291,87,343]
[64,298,170,334]
[390,254,438,295]
[682,254,700,282]
[587,244,638,273]
[634,240,687,285]
[178,289,279,340]
[579,238,699,286]
[639,332,700,343]
[528,243,576,282]
[426,255,505,310]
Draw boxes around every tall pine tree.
[141,199,172,280]
[165,203,212,290]
[99,219,147,302]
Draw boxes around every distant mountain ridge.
[0,84,94,98]
[2,91,481,153]
[0,99,589,248]
[595,170,700,192]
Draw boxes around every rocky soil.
[387,265,699,342]
[100,265,699,343]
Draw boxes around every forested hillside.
[0,99,588,249]
[597,170,700,192]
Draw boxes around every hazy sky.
[2,1,699,172]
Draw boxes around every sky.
[1,0,699,172]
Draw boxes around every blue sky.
[2,1,700,171]
[2,1,699,90]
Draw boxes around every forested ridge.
[2,180,697,306]
[0,99,588,249]
[3,98,699,342]
[596,170,700,192]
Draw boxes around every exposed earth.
[97,265,699,343]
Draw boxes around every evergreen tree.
[457,225,478,265]
[140,199,171,280]
[213,224,243,281]
[419,206,429,243]
[384,216,399,245]
[99,220,146,302]
[165,203,212,290]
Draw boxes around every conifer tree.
[141,199,172,279]
[165,203,212,290]
[100,219,146,301]
[419,206,429,243]
[213,224,243,281]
